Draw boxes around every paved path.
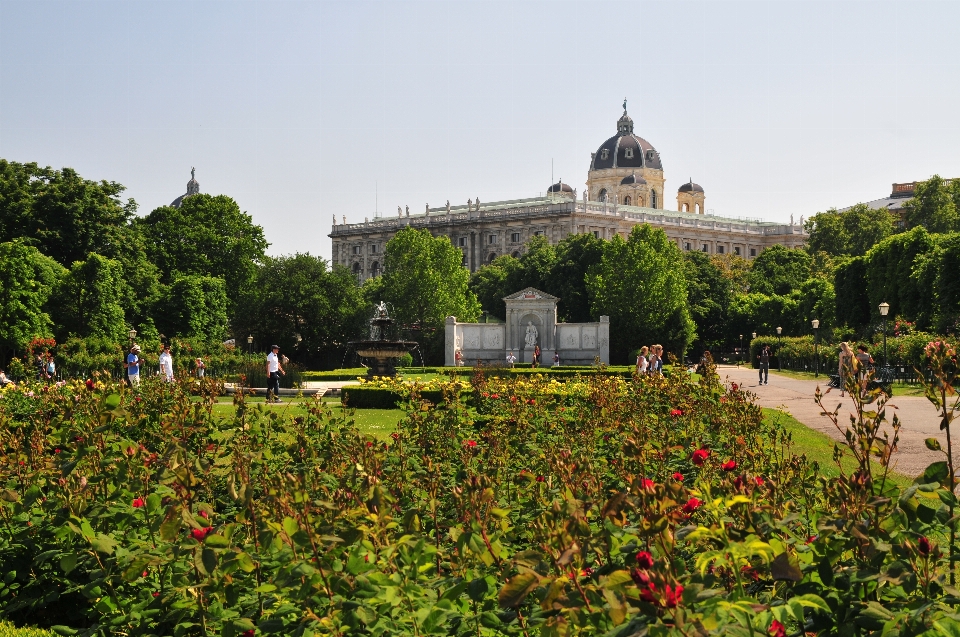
[715,365,955,478]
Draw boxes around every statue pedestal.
[522,348,535,364]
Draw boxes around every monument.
[445,287,609,366]
[348,302,419,377]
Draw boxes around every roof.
[547,181,574,193]
[621,173,647,185]
[590,109,662,172]
[840,196,909,213]
[678,180,704,193]
[503,287,559,302]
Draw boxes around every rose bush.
[0,353,958,635]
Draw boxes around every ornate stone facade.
[329,107,807,280]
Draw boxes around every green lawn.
[208,398,404,439]
[0,622,50,636]
[763,407,912,488]
[764,369,926,397]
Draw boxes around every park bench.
[828,367,895,394]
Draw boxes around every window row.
[681,242,756,257]
[350,244,380,255]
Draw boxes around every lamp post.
[247,335,253,355]
[879,302,890,367]
[811,319,820,378]
[751,332,757,368]
[127,328,137,347]
[776,326,782,371]
[739,334,743,367]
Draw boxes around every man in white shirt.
[266,345,285,403]
[158,346,174,381]
[506,351,516,367]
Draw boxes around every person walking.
[45,353,56,382]
[552,352,560,367]
[195,357,206,378]
[532,344,541,368]
[506,351,516,367]
[855,344,874,392]
[126,345,142,387]
[35,354,45,381]
[266,345,285,403]
[158,345,174,381]
[454,349,463,367]
[757,345,771,385]
[650,345,663,374]
[838,342,854,397]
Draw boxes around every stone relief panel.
[482,326,504,349]
[558,325,580,350]
[582,327,598,350]
[462,327,482,350]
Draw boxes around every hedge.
[748,332,940,375]
[0,623,50,637]
[341,386,462,409]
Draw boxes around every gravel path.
[715,365,956,478]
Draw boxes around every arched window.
[488,253,497,263]
[695,203,701,214]
[623,196,631,206]
[682,203,689,212]
[598,188,607,202]
[511,251,520,258]
[651,190,657,208]
[370,261,381,277]
[352,262,362,281]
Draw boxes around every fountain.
[348,302,419,377]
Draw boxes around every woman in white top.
[636,346,650,374]
[838,342,854,397]
[158,346,174,381]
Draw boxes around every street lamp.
[247,335,254,355]
[879,302,890,367]
[127,328,137,346]
[739,334,743,368]
[776,326,782,371]
[811,319,820,378]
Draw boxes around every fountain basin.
[350,340,419,377]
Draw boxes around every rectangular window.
[684,242,691,251]
[458,237,467,247]
[352,245,361,255]
[734,246,741,256]
[461,253,468,266]
[511,232,521,243]
[702,244,708,252]
[489,234,497,244]
[750,248,757,257]
[534,230,543,237]
[369,244,378,254]
[717,245,725,254]
[593,231,600,238]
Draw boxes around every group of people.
[635,344,665,374]
[123,343,205,386]
[837,342,875,397]
[34,353,56,381]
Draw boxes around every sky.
[1,0,959,261]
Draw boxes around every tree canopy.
[903,175,960,234]
[748,245,812,296]
[804,204,896,257]
[0,241,64,358]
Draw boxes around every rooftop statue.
[398,206,402,217]
[405,205,410,216]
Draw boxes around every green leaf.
[90,534,116,555]
[498,571,540,608]
[282,516,299,538]
[104,393,121,410]
[925,437,943,451]
[235,552,256,573]
[203,534,229,548]
[51,627,78,636]
[915,461,950,488]
[60,554,78,575]
[201,548,217,575]
[770,552,802,582]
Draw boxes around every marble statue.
[342,215,346,225]
[446,200,451,214]
[332,214,336,225]
[468,198,472,208]
[799,215,804,226]
[475,197,480,211]
[425,204,430,215]
[375,301,388,318]
[524,321,538,348]
[790,214,794,225]
[398,206,402,217]
[405,205,409,217]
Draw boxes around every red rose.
[918,536,932,556]
[672,472,683,481]
[529,399,536,405]
[242,631,255,637]
[722,460,737,471]
[466,440,477,447]
[510,396,517,403]
[152,591,160,598]
[670,409,683,417]
[754,476,764,486]
[365,441,373,448]
[663,584,683,608]
[190,527,213,542]
[132,498,145,508]
[199,510,209,519]
[635,551,654,569]
[85,379,94,390]
[692,448,710,466]
[682,497,702,514]
[491,394,500,399]
[640,478,655,491]
[769,620,786,637]
[536,475,545,483]
[731,382,738,391]
[391,432,400,441]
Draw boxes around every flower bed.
[0,350,959,635]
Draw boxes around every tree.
[711,253,752,294]
[51,253,127,343]
[903,175,960,234]
[587,225,695,362]
[804,204,897,257]
[0,241,64,358]
[469,255,522,321]
[235,255,367,368]
[683,251,731,350]
[381,228,480,363]
[158,275,229,342]
[794,278,836,334]
[864,227,936,327]
[748,245,811,296]
[547,233,606,323]
[0,160,138,267]
[136,194,268,311]
[834,257,870,329]
[727,293,800,341]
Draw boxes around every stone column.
[445,316,457,367]
[599,316,610,364]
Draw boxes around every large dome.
[590,110,662,172]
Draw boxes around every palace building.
[329,107,806,281]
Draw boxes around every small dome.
[678,179,704,193]
[621,173,647,186]
[590,109,662,172]
[547,180,574,193]
[172,167,201,208]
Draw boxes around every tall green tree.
[834,257,871,328]
[547,233,606,323]
[51,253,127,342]
[864,227,936,327]
[683,251,731,350]
[748,245,812,296]
[903,175,960,234]
[136,194,268,311]
[0,241,64,358]
[158,275,229,342]
[587,225,695,362]
[0,160,138,267]
[235,254,367,367]
[381,228,480,363]
[805,204,897,257]
[469,255,522,321]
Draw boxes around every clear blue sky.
[2,1,958,261]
